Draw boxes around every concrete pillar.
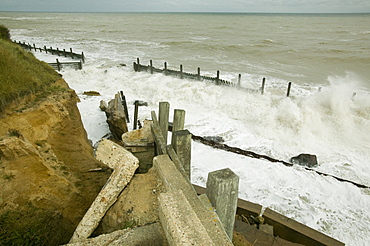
[158,102,170,144]
[206,168,239,240]
[172,129,191,180]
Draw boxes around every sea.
[1,12,370,245]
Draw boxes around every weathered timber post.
[33,44,36,51]
[78,61,82,70]
[57,48,60,56]
[81,52,85,63]
[216,70,220,85]
[70,48,74,59]
[172,109,185,133]
[151,111,167,155]
[197,67,201,80]
[56,59,61,71]
[238,74,241,88]
[287,82,292,97]
[171,109,185,146]
[180,64,183,79]
[137,58,140,72]
[158,102,170,144]
[172,129,191,180]
[44,45,47,53]
[120,91,130,123]
[63,49,66,57]
[164,62,168,75]
[133,101,139,130]
[150,60,153,74]
[206,168,239,240]
[261,77,266,95]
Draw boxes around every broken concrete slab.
[159,190,215,246]
[69,139,139,243]
[153,154,233,245]
[66,222,167,246]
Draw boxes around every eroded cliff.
[0,79,111,245]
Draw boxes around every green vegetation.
[2,173,15,181]
[0,25,10,40]
[0,206,68,246]
[7,129,22,138]
[0,26,61,112]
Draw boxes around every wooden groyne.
[134,58,261,93]
[14,40,85,62]
[13,40,84,71]
[134,58,297,96]
[48,59,83,71]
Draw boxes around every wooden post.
[137,58,140,72]
[261,77,266,95]
[164,62,167,75]
[63,49,66,57]
[70,48,74,59]
[238,74,241,88]
[180,64,183,79]
[44,46,48,53]
[159,102,170,144]
[150,60,153,74]
[133,101,139,130]
[206,168,239,240]
[120,91,130,123]
[172,129,192,180]
[197,67,201,80]
[78,61,82,70]
[57,48,60,56]
[151,111,167,155]
[216,70,220,85]
[171,109,186,146]
[33,44,36,51]
[287,82,292,97]
[81,52,85,63]
[56,59,61,71]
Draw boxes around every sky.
[1,0,370,13]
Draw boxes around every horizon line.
[1,10,370,14]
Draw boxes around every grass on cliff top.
[0,28,61,112]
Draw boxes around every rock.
[291,154,318,167]
[0,135,37,160]
[104,95,128,139]
[83,91,101,96]
[99,100,107,111]
[203,136,224,143]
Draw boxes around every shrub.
[0,25,10,41]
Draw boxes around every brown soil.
[0,79,111,245]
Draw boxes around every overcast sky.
[1,0,370,13]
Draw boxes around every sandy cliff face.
[0,79,111,245]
